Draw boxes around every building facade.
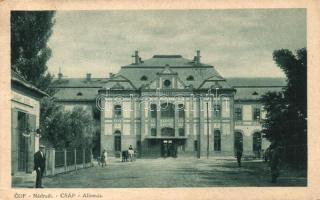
[11,70,47,185]
[52,51,286,158]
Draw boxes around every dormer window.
[186,75,194,81]
[140,75,148,81]
[77,92,83,96]
[252,91,259,95]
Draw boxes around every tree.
[261,48,307,166]
[11,11,55,94]
[40,97,96,150]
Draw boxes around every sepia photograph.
[9,8,309,189]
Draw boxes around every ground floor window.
[178,128,185,136]
[214,130,221,151]
[194,140,198,151]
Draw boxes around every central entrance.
[161,139,177,157]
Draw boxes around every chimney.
[58,67,63,80]
[135,50,139,64]
[196,50,201,65]
[86,73,91,81]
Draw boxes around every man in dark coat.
[236,143,243,167]
[34,145,46,188]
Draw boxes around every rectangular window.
[178,128,185,136]
[178,104,185,118]
[213,104,221,118]
[114,105,122,118]
[151,128,157,136]
[234,107,242,121]
[150,104,157,118]
[253,107,261,121]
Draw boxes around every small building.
[11,70,47,186]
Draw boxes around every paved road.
[43,157,306,188]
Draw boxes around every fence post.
[51,149,55,176]
[64,149,67,172]
[74,148,77,171]
[83,149,85,168]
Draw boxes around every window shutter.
[27,114,36,173]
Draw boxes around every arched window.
[234,131,243,155]
[214,130,221,151]
[150,104,157,118]
[161,103,175,118]
[253,132,262,158]
[140,75,148,81]
[114,130,121,152]
[186,75,194,81]
[178,104,185,118]
[114,105,122,118]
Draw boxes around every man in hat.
[34,145,46,188]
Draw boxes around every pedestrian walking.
[236,143,243,167]
[270,143,281,183]
[34,145,46,188]
[128,145,134,162]
[101,149,107,167]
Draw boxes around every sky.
[47,9,306,78]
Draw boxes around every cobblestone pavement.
[43,157,307,188]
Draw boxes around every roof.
[53,87,100,101]
[226,77,286,101]
[11,70,48,97]
[226,77,287,87]
[116,54,232,89]
[123,55,211,68]
[51,78,108,88]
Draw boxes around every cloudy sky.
[47,9,306,78]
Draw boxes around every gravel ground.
[42,157,307,188]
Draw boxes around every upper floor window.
[186,75,194,81]
[161,103,175,118]
[150,104,157,118]
[178,104,185,118]
[163,79,171,88]
[114,105,122,118]
[234,107,242,121]
[151,128,157,136]
[253,107,261,121]
[178,128,185,136]
[213,104,221,118]
[140,75,148,81]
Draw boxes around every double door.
[161,140,177,157]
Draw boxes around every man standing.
[236,143,243,167]
[34,145,46,188]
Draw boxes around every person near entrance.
[236,143,243,167]
[34,145,46,188]
[128,145,134,162]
